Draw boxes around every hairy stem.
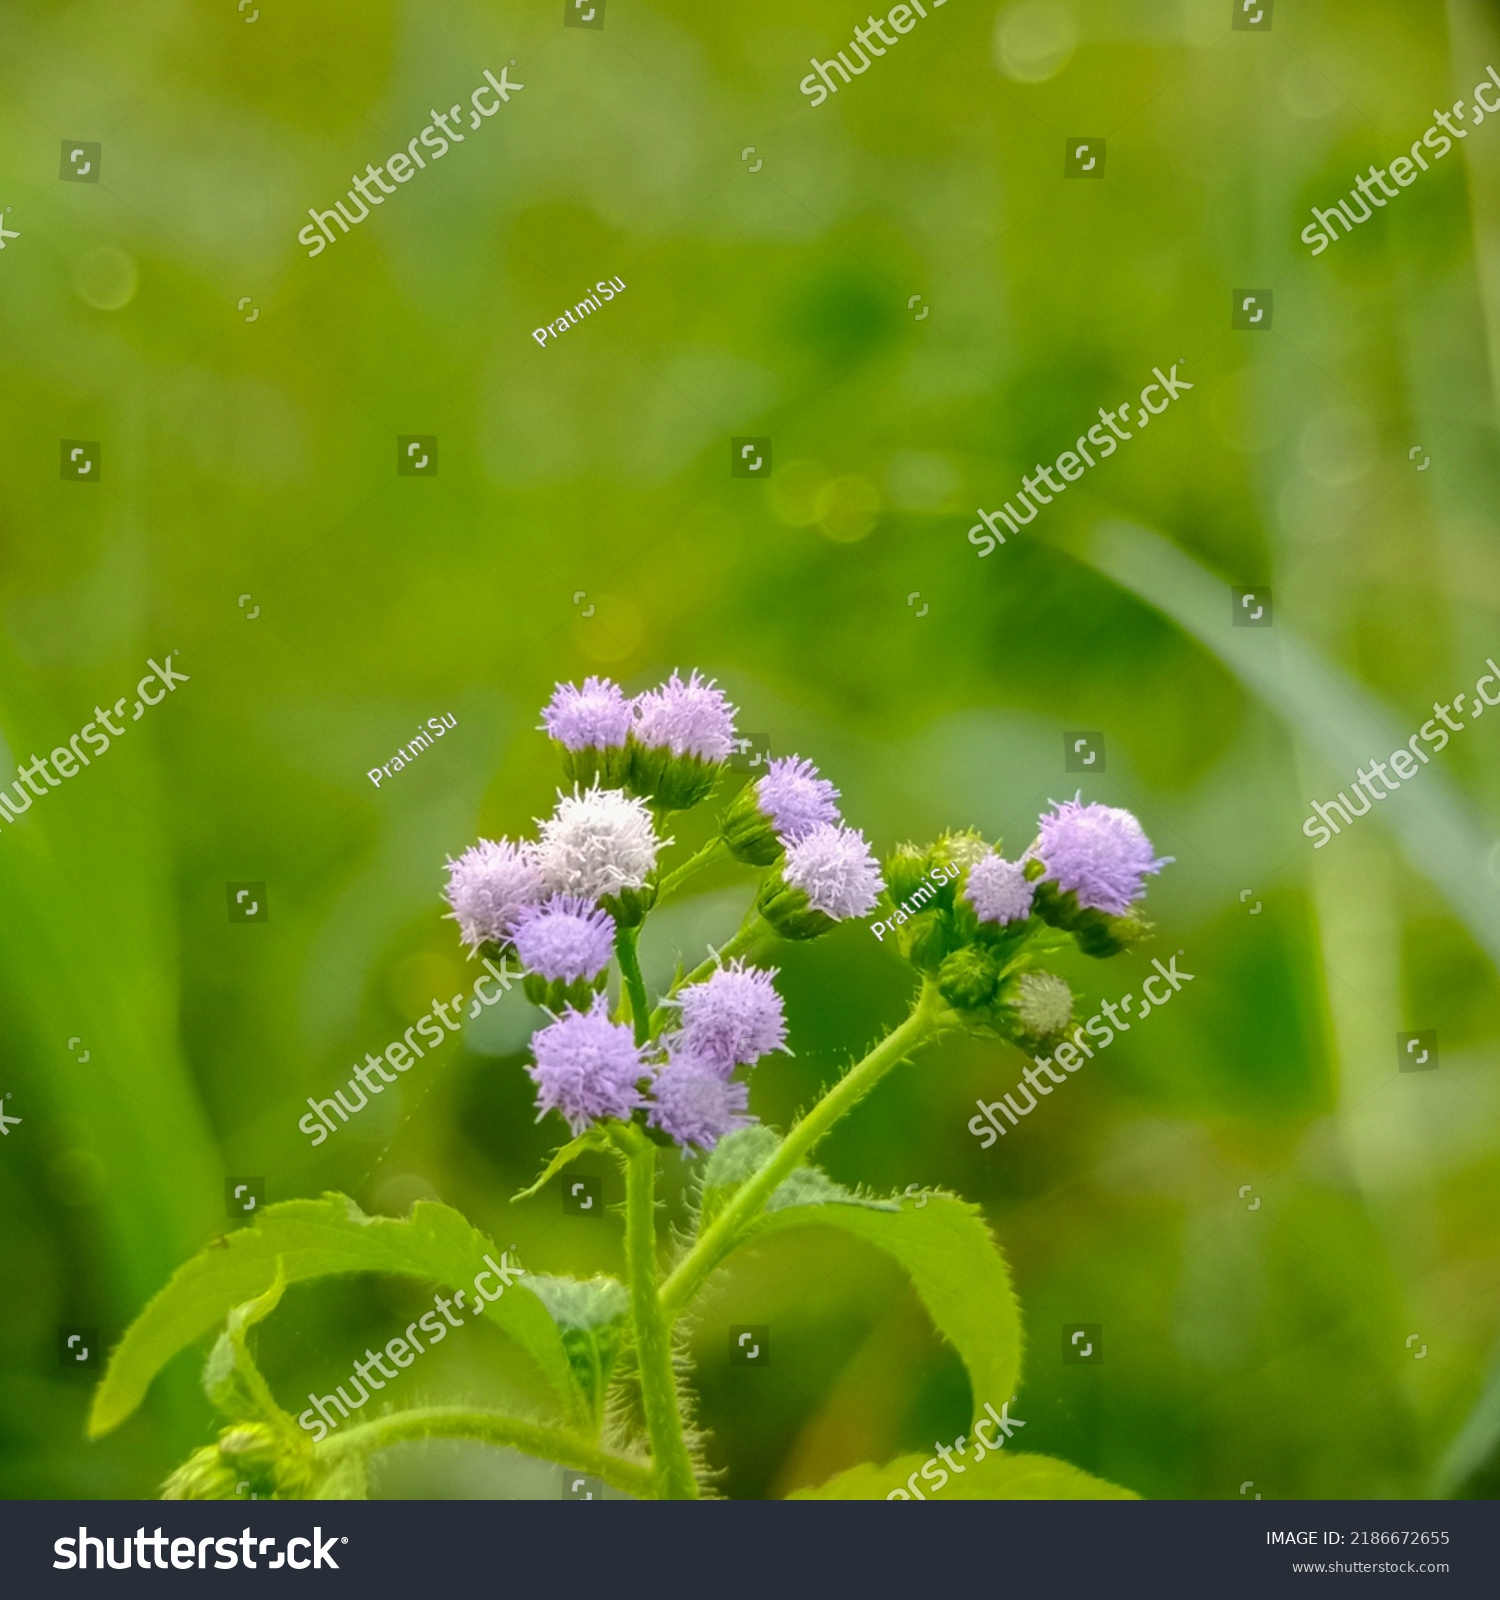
[660,983,947,1316]
[614,1124,700,1499]
[317,1407,656,1499]
[648,913,769,1037]
[615,924,652,1046]
[657,835,729,903]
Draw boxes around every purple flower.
[783,824,885,920]
[647,1055,754,1154]
[756,755,841,843]
[964,854,1034,926]
[443,839,544,950]
[672,961,789,1072]
[512,894,616,983]
[526,996,647,1134]
[632,670,738,761]
[540,677,633,751]
[1031,795,1170,915]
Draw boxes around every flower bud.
[938,945,1001,1010]
[756,873,835,940]
[162,1423,315,1502]
[628,739,722,812]
[897,908,952,973]
[931,829,994,890]
[996,970,1075,1051]
[1073,910,1153,959]
[720,779,783,866]
[523,971,607,1012]
[601,879,657,930]
[884,843,933,905]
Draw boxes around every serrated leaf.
[90,1194,584,1438]
[753,1192,1023,1430]
[791,1449,1138,1500]
[202,1264,289,1427]
[524,1275,631,1432]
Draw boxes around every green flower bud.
[938,946,1001,1010]
[162,1423,316,1503]
[720,780,783,866]
[997,970,1075,1050]
[627,739,721,813]
[931,829,995,887]
[559,743,633,791]
[161,1443,241,1501]
[523,972,606,1013]
[756,872,835,941]
[601,880,657,930]
[1073,911,1153,959]
[898,908,952,973]
[884,842,933,906]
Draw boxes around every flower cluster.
[443,672,882,1154]
[443,672,1168,1155]
[872,797,1169,1046]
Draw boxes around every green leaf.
[755,1192,1023,1430]
[522,1275,631,1433]
[90,1193,584,1438]
[201,1263,289,1427]
[697,1129,1020,1429]
[791,1449,1139,1500]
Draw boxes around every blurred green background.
[3,0,1500,1500]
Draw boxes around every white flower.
[535,785,667,899]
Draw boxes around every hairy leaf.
[523,1275,631,1432]
[90,1194,584,1438]
[755,1192,1023,1429]
[791,1449,1138,1500]
[201,1264,289,1427]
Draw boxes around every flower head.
[647,1055,754,1154]
[783,823,885,920]
[1031,795,1170,915]
[526,995,647,1134]
[540,677,633,752]
[672,960,788,1072]
[535,785,666,900]
[632,670,738,761]
[756,756,841,843]
[512,894,616,983]
[1015,971,1074,1038]
[964,854,1034,926]
[443,839,544,950]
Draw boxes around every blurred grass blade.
[1082,520,1500,967]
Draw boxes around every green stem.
[613,1123,699,1499]
[317,1407,656,1499]
[615,924,652,1046]
[660,983,948,1316]
[656,835,729,903]
[647,914,769,1037]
